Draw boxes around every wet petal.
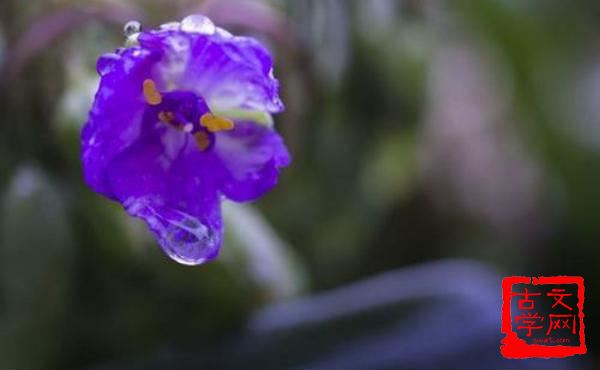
[82,47,159,199]
[138,26,283,114]
[187,35,283,113]
[213,122,290,202]
[106,130,223,264]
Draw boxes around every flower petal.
[81,47,160,199]
[138,26,283,114]
[212,121,290,202]
[106,129,223,265]
[187,35,283,113]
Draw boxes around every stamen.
[194,131,211,151]
[199,113,234,132]
[143,79,162,105]
[183,123,194,133]
[158,111,175,123]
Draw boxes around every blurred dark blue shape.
[97,259,585,369]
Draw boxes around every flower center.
[142,78,234,151]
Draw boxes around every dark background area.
[0,0,598,369]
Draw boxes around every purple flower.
[81,15,290,265]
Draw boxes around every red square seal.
[501,276,586,358]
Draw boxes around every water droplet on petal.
[160,212,220,265]
[123,20,142,37]
[124,199,221,265]
[181,14,215,35]
[96,53,120,76]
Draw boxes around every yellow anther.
[194,131,211,151]
[200,113,234,133]
[158,111,175,123]
[143,79,162,105]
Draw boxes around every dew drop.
[123,20,142,37]
[160,214,220,265]
[124,199,221,265]
[181,14,215,35]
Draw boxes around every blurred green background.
[0,0,598,369]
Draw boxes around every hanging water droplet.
[181,14,215,35]
[124,199,221,265]
[123,20,141,37]
[160,213,220,265]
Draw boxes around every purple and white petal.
[212,121,290,202]
[107,129,223,264]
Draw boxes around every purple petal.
[138,24,283,113]
[106,129,223,265]
[82,47,159,199]
[185,34,283,113]
[212,121,290,202]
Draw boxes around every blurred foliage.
[0,0,599,368]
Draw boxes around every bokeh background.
[0,0,598,369]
